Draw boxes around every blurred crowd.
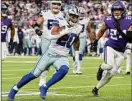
[2,0,132,56]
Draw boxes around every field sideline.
[2,56,132,101]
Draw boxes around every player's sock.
[76,61,82,74]
[73,51,79,73]
[76,54,83,74]
[75,51,79,72]
[16,72,37,89]
[75,51,79,63]
[73,62,77,73]
[96,70,113,89]
[46,65,69,88]
[39,70,48,87]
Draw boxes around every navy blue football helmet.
[1,3,8,17]
[111,0,125,20]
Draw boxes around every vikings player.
[91,0,132,96]
[8,5,83,100]
[1,3,15,61]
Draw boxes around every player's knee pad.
[32,67,43,77]
[79,54,83,61]
[58,65,69,75]
[101,63,113,70]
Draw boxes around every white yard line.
[2,74,124,80]
[6,56,100,59]
[2,61,101,64]
[2,61,37,63]
[2,67,96,72]
[2,74,14,76]
[2,69,32,72]
[2,91,85,97]
[2,83,131,97]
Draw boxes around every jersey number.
[109,29,125,40]
[47,19,58,30]
[81,24,85,33]
[56,33,77,48]
[1,25,8,33]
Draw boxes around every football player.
[72,7,94,74]
[91,0,132,96]
[33,0,63,87]
[1,3,15,61]
[125,42,132,74]
[8,4,83,100]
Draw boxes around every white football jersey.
[79,18,89,38]
[40,10,64,39]
[49,18,83,56]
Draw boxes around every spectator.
[17,26,24,55]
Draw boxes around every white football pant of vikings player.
[39,0,62,87]
[125,43,132,74]
[1,42,8,61]
[117,43,132,74]
[96,46,124,89]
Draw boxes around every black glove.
[9,38,13,46]
[114,20,132,42]
[35,28,42,36]
[91,39,98,52]
[33,23,42,36]
[8,38,13,49]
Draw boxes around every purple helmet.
[1,3,8,17]
[111,0,125,20]
[127,4,132,10]
[127,4,132,15]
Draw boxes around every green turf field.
[2,56,132,101]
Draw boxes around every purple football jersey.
[104,15,132,52]
[1,17,12,42]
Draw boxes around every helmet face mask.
[112,9,123,20]
[69,14,79,24]
[50,1,62,14]
[64,4,79,26]
[78,7,86,19]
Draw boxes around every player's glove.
[8,38,13,49]
[35,27,42,36]
[91,39,98,52]
[33,23,42,36]
[114,21,132,42]
[9,38,13,46]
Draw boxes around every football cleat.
[97,65,104,81]
[39,86,48,99]
[76,71,82,75]
[92,87,99,97]
[126,71,130,75]
[8,88,18,101]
